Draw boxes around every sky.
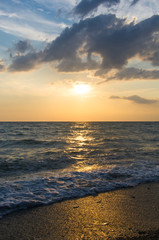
[0,0,159,121]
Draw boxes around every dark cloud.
[146,49,159,67]
[56,9,62,18]
[107,68,159,81]
[74,0,141,17]
[41,14,159,73]
[74,0,120,17]
[8,40,40,72]
[14,40,34,54]
[9,40,34,58]
[8,14,159,75]
[9,52,41,72]
[130,0,140,6]
[110,95,158,104]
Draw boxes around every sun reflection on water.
[74,135,87,146]
[67,123,94,147]
[65,123,100,171]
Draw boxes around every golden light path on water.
[65,123,100,172]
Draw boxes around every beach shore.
[0,182,159,240]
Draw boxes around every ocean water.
[0,122,159,218]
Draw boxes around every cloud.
[8,52,41,72]
[74,0,120,17]
[0,9,20,18]
[0,4,67,42]
[11,40,34,56]
[73,0,141,17]
[15,40,33,54]
[0,60,5,72]
[110,95,120,99]
[8,40,41,72]
[110,95,158,104]
[42,14,159,73]
[8,14,159,75]
[107,68,159,81]
[33,0,76,10]
[0,20,57,42]
[130,0,140,6]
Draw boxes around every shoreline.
[0,182,159,239]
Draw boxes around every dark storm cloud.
[74,0,120,17]
[8,14,159,75]
[110,95,158,104]
[107,68,159,81]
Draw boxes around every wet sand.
[0,182,159,240]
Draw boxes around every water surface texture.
[0,122,159,218]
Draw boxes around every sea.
[0,122,159,218]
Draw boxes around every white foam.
[0,161,158,218]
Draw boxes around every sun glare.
[74,84,91,95]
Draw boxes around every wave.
[0,161,158,218]
[0,139,67,148]
[0,155,76,177]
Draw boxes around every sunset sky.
[0,0,159,121]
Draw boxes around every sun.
[74,84,91,95]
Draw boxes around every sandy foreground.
[0,182,159,240]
